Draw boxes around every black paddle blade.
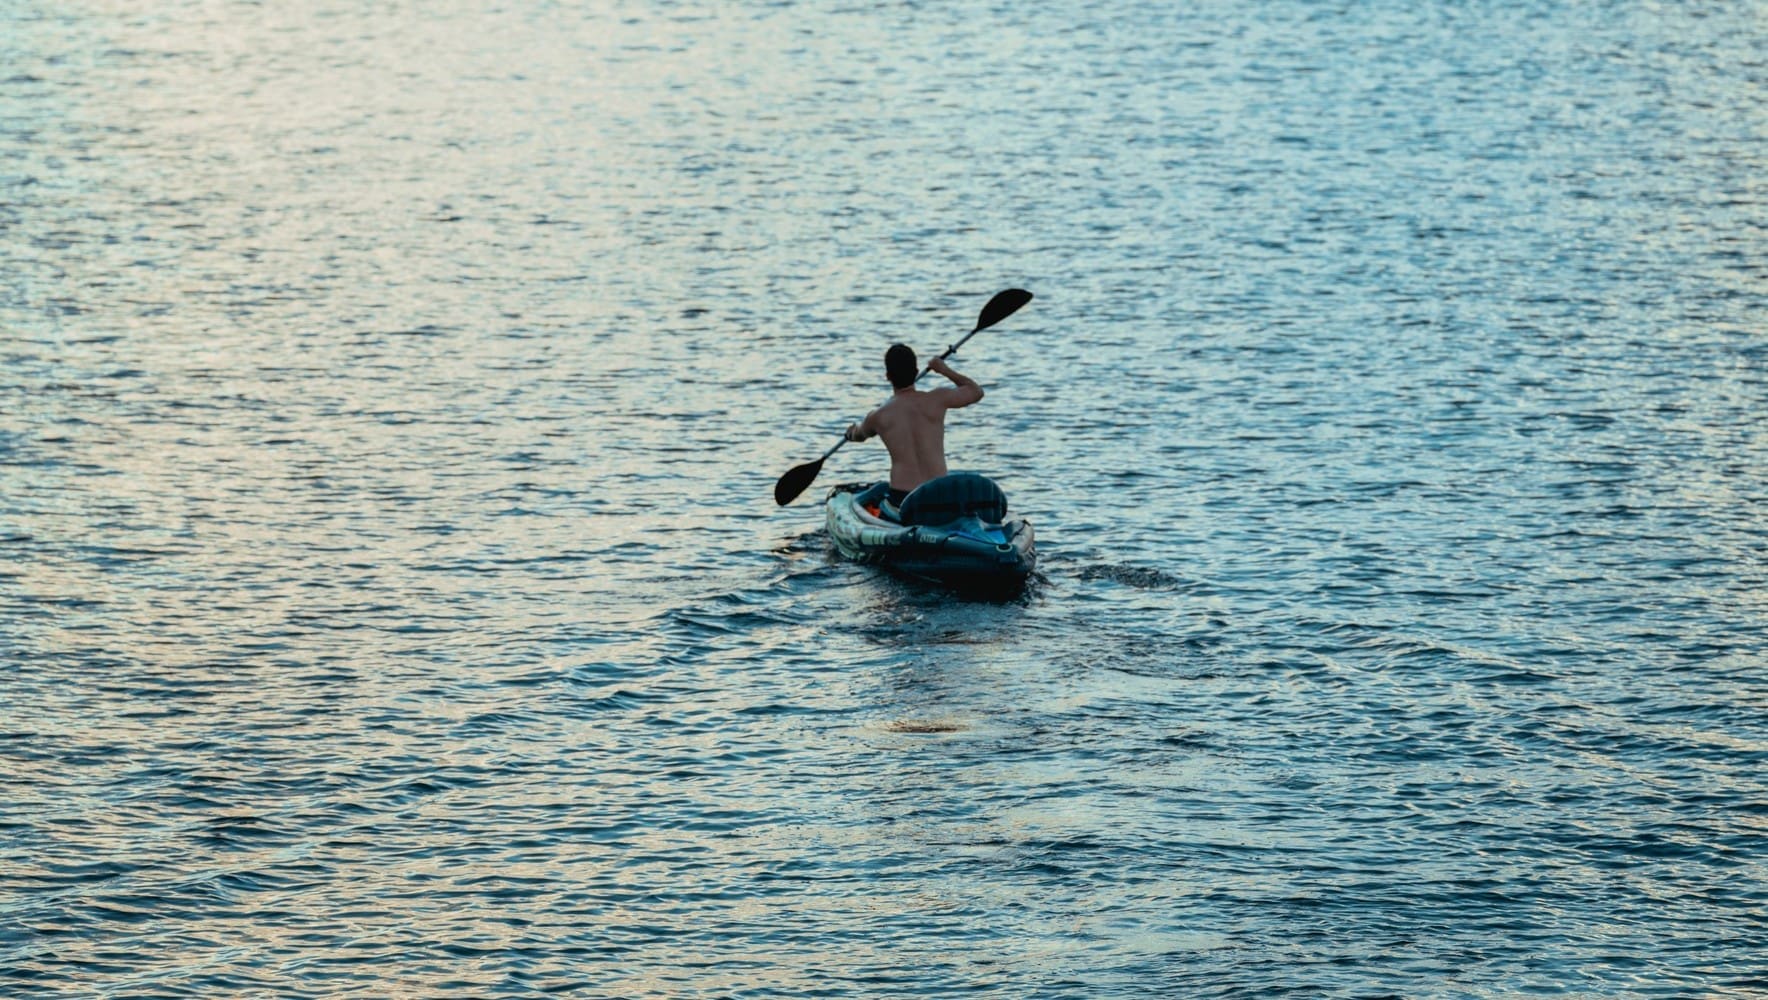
[974,288,1033,332]
[774,458,824,506]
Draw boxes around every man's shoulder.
[922,385,968,406]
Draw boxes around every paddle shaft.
[913,324,986,384]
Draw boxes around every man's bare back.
[846,354,983,493]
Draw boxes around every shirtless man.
[844,343,984,511]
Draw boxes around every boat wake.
[1071,563,1190,591]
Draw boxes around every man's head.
[885,344,917,389]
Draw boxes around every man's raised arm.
[929,358,984,407]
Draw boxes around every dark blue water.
[3,1,1764,996]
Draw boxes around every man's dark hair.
[885,344,917,389]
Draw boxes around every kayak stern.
[825,479,1036,593]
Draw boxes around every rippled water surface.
[4,1,1765,996]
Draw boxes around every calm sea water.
[3,1,1764,996]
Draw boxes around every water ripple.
[4,0,1765,996]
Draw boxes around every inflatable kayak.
[825,472,1036,592]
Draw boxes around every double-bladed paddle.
[773,288,1033,506]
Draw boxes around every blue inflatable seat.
[897,473,1008,526]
